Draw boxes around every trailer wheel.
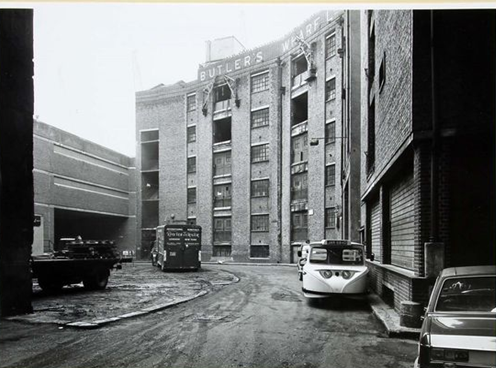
[38,277,63,293]
[83,270,109,290]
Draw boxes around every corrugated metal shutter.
[390,173,415,270]
[370,199,381,261]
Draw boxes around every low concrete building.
[33,120,136,255]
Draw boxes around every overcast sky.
[1,3,344,157]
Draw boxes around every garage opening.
[54,208,129,251]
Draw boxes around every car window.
[308,246,364,265]
[435,276,496,313]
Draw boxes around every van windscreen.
[309,246,364,265]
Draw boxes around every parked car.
[300,239,369,298]
[414,265,496,368]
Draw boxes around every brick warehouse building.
[136,10,361,262]
[33,120,137,256]
[360,10,496,312]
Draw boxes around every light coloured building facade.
[136,10,361,263]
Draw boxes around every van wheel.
[83,270,109,290]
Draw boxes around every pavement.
[4,261,420,339]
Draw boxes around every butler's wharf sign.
[198,10,340,82]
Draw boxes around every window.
[251,108,269,128]
[325,33,337,59]
[292,55,308,77]
[291,134,308,164]
[214,84,231,102]
[251,144,269,163]
[187,94,196,112]
[368,26,376,90]
[325,78,336,101]
[367,101,376,174]
[379,53,386,91]
[213,217,232,244]
[325,164,335,186]
[251,71,269,93]
[213,117,231,144]
[291,211,308,241]
[325,207,336,228]
[436,276,496,312]
[213,151,231,176]
[140,130,158,142]
[251,215,269,232]
[250,245,269,258]
[187,157,196,173]
[187,126,196,143]
[214,184,232,208]
[187,188,196,204]
[325,121,336,144]
[251,179,269,197]
[291,172,308,201]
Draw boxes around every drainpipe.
[276,57,284,262]
[424,11,444,278]
[430,10,439,243]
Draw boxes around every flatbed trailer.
[31,239,132,292]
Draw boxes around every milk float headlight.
[319,270,333,279]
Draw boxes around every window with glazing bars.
[187,94,196,112]
[325,121,336,144]
[251,108,269,128]
[325,33,337,58]
[251,72,269,93]
[325,207,336,228]
[187,126,196,143]
[187,157,196,173]
[187,188,196,204]
[251,179,269,197]
[325,164,335,186]
[325,78,336,101]
[251,214,269,232]
[251,144,269,163]
[214,184,231,208]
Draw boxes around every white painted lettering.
[282,39,291,52]
[306,24,312,36]
[226,63,232,73]
[235,59,241,70]
[244,55,251,67]
[200,71,206,82]
[326,10,333,22]
[217,64,223,74]
[208,69,215,78]
[298,29,304,39]
[256,51,263,63]
[314,17,321,31]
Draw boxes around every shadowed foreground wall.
[0,9,34,316]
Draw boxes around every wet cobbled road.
[0,264,417,368]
